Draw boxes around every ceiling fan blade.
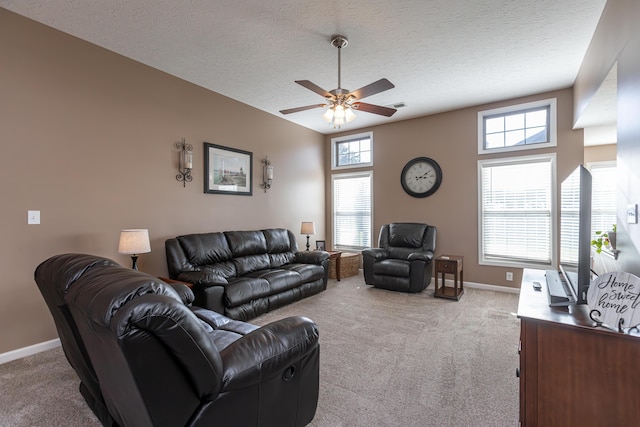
[279,104,326,115]
[352,102,397,117]
[349,78,395,100]
[295,80,333,98]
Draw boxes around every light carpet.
[0,272,520,426]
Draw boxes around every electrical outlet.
[506,272,513,281]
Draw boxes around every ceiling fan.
[280,35,397,128]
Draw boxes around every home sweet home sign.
[587,271,640,333]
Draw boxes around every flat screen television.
[558,165,592,304]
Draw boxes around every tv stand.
[518,269,640,426]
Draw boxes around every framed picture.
[204,142,252,195]
[316,240,326,251]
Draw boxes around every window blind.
[332,172,372,250]
[589,162,617,235]
[479,156,554,266]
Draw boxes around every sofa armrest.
[176,271,229,289]
[362,248,388,260]
[218,316,319,392]
[407,250,434,262]
[295,251,329,265]
[165,282,195,305]
[192,307,257,335]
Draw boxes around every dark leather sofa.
[165,228,329,321]
[362,222,437,293]
[35,253,320,427]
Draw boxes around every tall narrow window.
[478,154,556,267]
[589,161,617,235]
[332,171,372,250]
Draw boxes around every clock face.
[401,157,443,198]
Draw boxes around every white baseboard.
[353,269,520,294]
[0,338,61,365]
[436,276,520,294]
[463,280,520,294]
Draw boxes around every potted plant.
[591,224,617,253]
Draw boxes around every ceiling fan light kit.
[280,35,397,129]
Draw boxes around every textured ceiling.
[1,0,609,136]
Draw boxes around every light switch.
[28,210,40,225]
[628,204,638,224]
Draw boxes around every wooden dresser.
[517,269,640,426]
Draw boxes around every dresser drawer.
[436,260,457,273]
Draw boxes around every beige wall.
[325,88,584,289]
[0,10,325,354]
[574,0,640,276]
[584,143,616,164]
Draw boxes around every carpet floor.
[0,272,520,426]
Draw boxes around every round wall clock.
[400,157,443,198]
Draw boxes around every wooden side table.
[159,276,193,288]
[434,255,464,300]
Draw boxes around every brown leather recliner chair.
[362,223,436,293]
[35,253,320,427]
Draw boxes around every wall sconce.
[175,138,193,187]
[301,221,316,251]
[118,229,151,270]
[262,157,274,192]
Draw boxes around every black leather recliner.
[35,253,320,427]
[362,223,436,293]
[34,254,119,426]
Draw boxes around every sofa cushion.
[234,254,271,276]
[178,233,232,266]
[388,223,427,248]
[263,228,294,253]
[225,277,271,307]
[269,252,297,268]
[201,261,237,279]
[245,269,301,293]
[372,259,410,277]
[226,268,312,307]
[225,231,268,257]
[280,263,325,283]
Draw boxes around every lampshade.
[322,104,356,128]
[300,222,316,235]
[118,229,151,255]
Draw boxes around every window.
[331,131,373,170]
[332,171,372,250]
[478,98,557,154]
[588,161,617,235]
[478,154,556,268]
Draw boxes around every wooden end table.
[159,276,193,288]
[434,255,464,301]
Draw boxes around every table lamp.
[300,221,315,251]
[118,229,151,270]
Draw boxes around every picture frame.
[315,240,326,251]
[204,142,252,195]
